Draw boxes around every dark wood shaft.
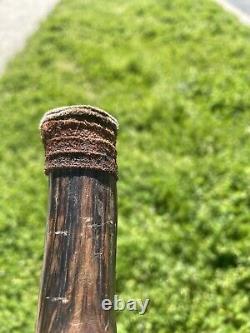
[36,169,117,333]
[37,105,118,332]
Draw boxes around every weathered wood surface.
[36,169,117,333]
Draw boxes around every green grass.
[1,0,250,332]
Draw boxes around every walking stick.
[36,105,118,333]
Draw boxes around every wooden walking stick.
[36,105,118,333]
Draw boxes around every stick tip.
[40,105,119,130]
[40,105,118,176]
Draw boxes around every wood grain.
[36,169,117,333]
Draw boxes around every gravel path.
[216,0,250,25]
[0,0,60,75]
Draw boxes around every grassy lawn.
[1,0,250,332]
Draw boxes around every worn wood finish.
[36,169,117,333]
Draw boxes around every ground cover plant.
[1,0,250,332]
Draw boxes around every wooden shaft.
[36,106,118,333]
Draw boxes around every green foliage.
[1,0,250,331]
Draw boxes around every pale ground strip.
[216,0,250,25]
[0,0,60,75]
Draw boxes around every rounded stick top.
[40,105,119,176]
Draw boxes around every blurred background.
[1,0,250,332]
